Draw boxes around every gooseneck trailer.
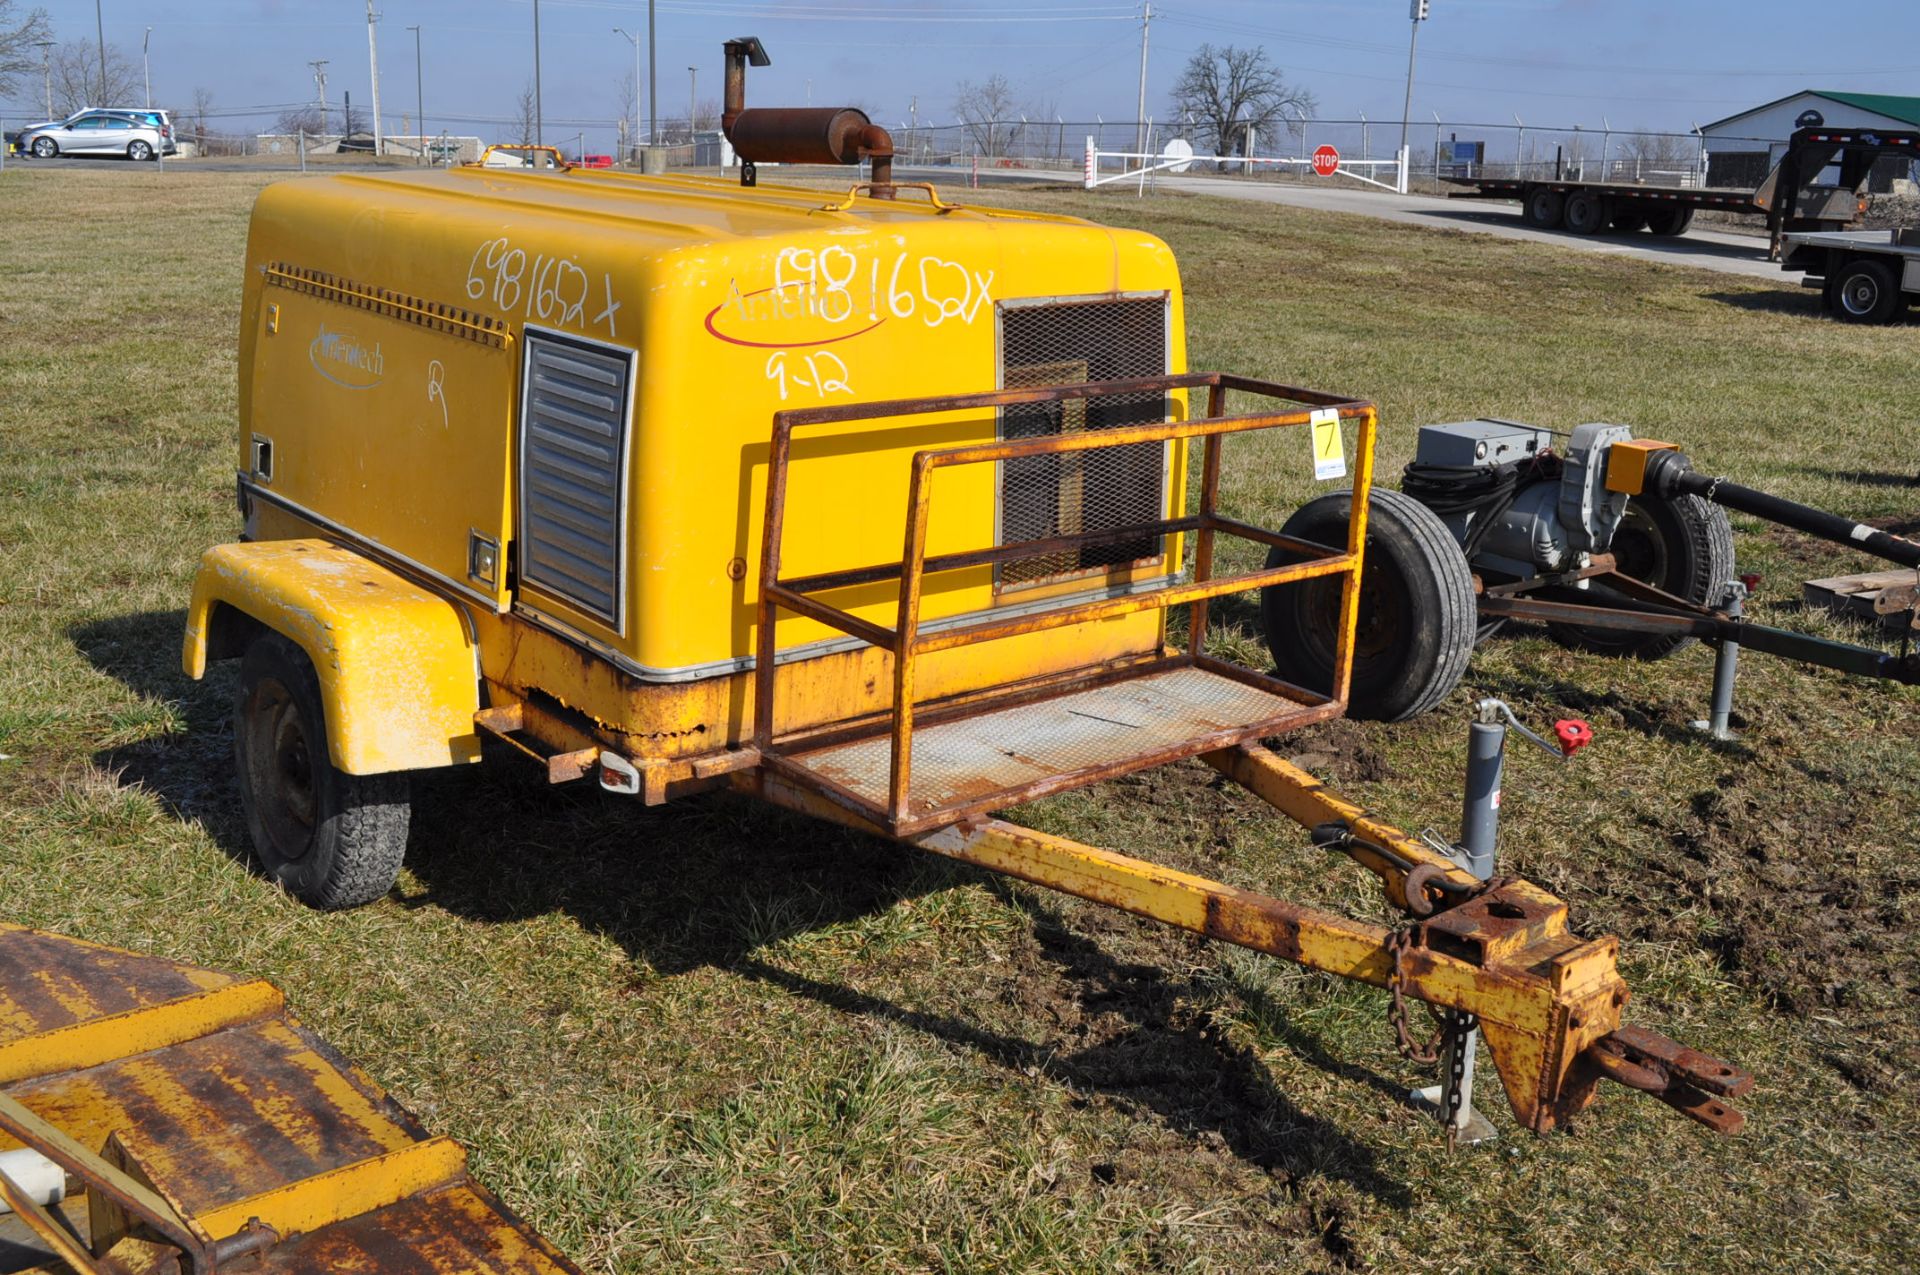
[1444,126,1920,255]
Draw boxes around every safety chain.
[1384,927,1445,1064]
[1440,1009,1481,1150]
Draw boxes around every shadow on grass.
[72,609,1413,1207]
[1797,468,1920,489]
[1703,288,1828,318]
[72,609,255,864]
[401,765,1411,1206]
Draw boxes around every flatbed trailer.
[1444,126,1920,255]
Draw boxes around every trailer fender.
[183,538,482,774]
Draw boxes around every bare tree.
[612,66,638,156]
[273,106,327,138]
[1620,128,1696,179]
[0,1,51,102]
[1168,44,1315,165]
[189,86,214,146]
[49,38,140,116]
[953,74,1024,158]
[513,81,536,146]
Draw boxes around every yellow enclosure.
[190,163,1198,768]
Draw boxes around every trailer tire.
[1261,489,1476,722]
[1563,190,1612,235]
[1828,258,1903,324]
[1523,187,1565,229]
[1645,206,1694,236]
[1547,494,1735,660]
[234,633,411,910]
[1610,209,1649,233]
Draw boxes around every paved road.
[0,154,1795,283]
[1156,175,1786,281]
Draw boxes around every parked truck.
[1444,125,1919,256]
[1782,227,1920,323]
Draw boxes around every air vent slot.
[997,295,1170,590]
[517,329,634,628]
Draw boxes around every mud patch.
[1612,782,1919,1062]
[1278,718,1395,785]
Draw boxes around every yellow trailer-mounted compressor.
[182,38,1754,1145]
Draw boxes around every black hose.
[1402,453,1559,559]
[1645,450,1920,570]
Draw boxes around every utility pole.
[142,28,152,108]
[93,0,107,105]
[36,41,53,120]
[614,27,641,157]
[532,0,543,146]
[647,0,657,145]
[309,59,330,130]
[687,66,697,145]
[408,25,425,162]
[365,1,384,156]
[1399,0,1430,190]
[1134,2,1151,157]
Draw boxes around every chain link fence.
[873,118,1801,194]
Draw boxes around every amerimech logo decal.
[309,323,386,389]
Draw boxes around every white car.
[21,109,170,161]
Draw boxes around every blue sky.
[23,0,1920,147]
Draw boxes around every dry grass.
[2,164,1918,1273]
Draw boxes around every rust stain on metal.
[0,925,587,1273]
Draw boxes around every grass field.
[2,164,1918,1273]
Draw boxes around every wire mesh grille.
[998,297,1169,589]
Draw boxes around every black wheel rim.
[1608,502,1674,588]
[1296,547,1408,683]
[241,677,318,863]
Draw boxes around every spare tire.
[1260,488,1477,722]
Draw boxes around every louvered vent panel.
[519,332,631,626]
[998,296,1169,589]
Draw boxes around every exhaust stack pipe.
[720,36,896,199]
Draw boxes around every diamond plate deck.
[781,665,1327,826]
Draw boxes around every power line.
[1158,10,1920,79]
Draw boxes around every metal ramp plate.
[0,924,583,1275]
[779,665,1335,831]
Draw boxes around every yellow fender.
[183,539,482,774]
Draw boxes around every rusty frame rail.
[1476,566,1920,684]
[748,739,1752,1137]
[752,372,1378,833]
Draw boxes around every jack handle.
[1475,698,1593,759]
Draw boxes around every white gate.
[1084,137,1409,194]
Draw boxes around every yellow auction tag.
[1309,408,1346,481]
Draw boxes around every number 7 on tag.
[1308,408,1346,481]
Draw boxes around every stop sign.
[1311,144,1341,176]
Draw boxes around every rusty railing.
[752,372,1378,831]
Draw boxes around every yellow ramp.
[0,923,582,1275]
